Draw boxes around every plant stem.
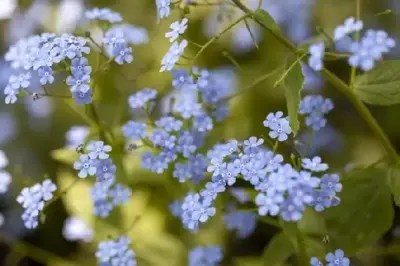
[349,0,361,87]
[191,12,252,64]
[231,0,399,163]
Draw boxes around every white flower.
[0,171,11,193]
[160,39,188,72]
[165,18,188,42]
[63,217,94,242]
[0,151,9,168]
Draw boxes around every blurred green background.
[0,0,400,265]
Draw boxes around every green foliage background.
[1,0,400,265]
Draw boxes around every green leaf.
[279,56,304,135]
[354,60,400,105]
[252,10,281,33]
[323,168,394,254]
[51,148,79,165]
[387,166,400,206]
[263,232,294,266]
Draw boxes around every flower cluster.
[122,67,232,179]
[84,7,123,23]
[16,179,57,229]
[4,33,92,104]
[349,29,396,71]
[299,95,334,131]
[96,236,137,266]
[189,246,223,266]
[167,108,341,231]
[308,17,395,71]
[3,8,140,106]
[160,18,189,72]
[85,8,138,66]
[308,42,325,71]
[311,249,350,266]
[73,141,131,217]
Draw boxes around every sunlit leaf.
[354,60,400,105]
[51,148,79,165]
[57,171,94,225]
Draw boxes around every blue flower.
[85,8,123,23]
[9,72,31,89]
[72,89,92,105]
[95,236,136,266]
[310,257,324,266]
[220,162,240,186]
[243,136,264,155]
[280,196,305,222]
[224,211,257,238]
[95,159,117,182]
[191,199,216,223]
[320,174,342,196]
[193,112,213,132]
[169,200,182,217]
[155,0,171,20]
[189,246,223,266]
[325,249,350,266]
[16,179,57,229]
[73,154,97,178]
[109,184,131,205]
[87,141,112,160]
[66,73,91,93]
[308,41,325,71]
[302,156,328,172]
[263,111,284,128]
[128,88,157,109]
[38,66,54,85]
[349,29,395,71]
[268,118,292,142]
[122,121,147,140]
[255,191,284,216]
[71,57,92,77]
[165,18,188,42]
[113,42,133,65]
[334,17,363,41]
[155,116,182,132]
[160,39,188,72]
[299,95,334,131]
[149,128,176,149]
[171,69,195,89]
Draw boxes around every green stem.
[89,103,107,143]
[231,0,399,163]
[272,141,279,154]
[294,226,308,266]
[191,12,252,64]
[349,0,361,87]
